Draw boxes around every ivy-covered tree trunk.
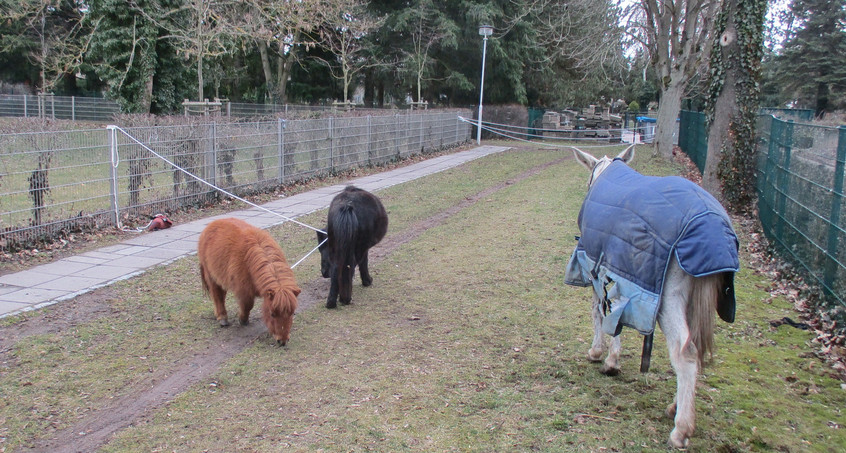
[703,0,739,200]
[703,0,766,213]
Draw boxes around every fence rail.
[678,110,846,310]
[0,94,121,122]
[0,110,472,252]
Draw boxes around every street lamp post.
[477,25,493,145]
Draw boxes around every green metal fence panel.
[677,111,845,310]
[757,115,845,310]
[678,110,707,173]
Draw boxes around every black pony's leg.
[326,265,340,309]
[339,263,353,305]
[359,252,372,287]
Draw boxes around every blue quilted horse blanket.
[565,160,739,336]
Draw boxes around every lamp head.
[478,25,493,37]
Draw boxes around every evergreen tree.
[87,0,194,113]
[774,0,846,116]
[0,0,92,93]
[87,0,159,112]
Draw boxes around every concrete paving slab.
[71,265,142,281]
[0,287,69,304]
[133,247,192,261]
[0,271,60,287]
[64,255,111,265]
[0,301,30,316]
[106,255,169,269]
[35,275,109,292]
[23,260,94,276]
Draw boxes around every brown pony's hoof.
[238,318,250,326]
[326,301,337,309]
[219,319,230,327]
[277,339,287,347]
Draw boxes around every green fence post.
[823,126,846,294]
[760,116,782,230]
[774,120,794,239]
[679,110,690,157]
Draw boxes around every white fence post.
[284,118,285,185]
[329,116,335,170]
[209,122,217,187]
[107,125,120,228]
[367,115,372,165]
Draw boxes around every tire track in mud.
[21,154,570,453]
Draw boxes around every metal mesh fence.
[0,128,113,251]
[677,110,707,172]
[678,110,846,310]
[757,115,845,310]
[0,94,120,122]
[0,111,471,252]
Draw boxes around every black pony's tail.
[335,202,358,266]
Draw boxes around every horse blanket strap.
[564,161,740,336]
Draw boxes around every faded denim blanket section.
[565,160,740,336]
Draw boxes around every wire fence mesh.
[756,116,845,311]
[0,94,121,122]
[0,110,471,253]
[678,110,846,311]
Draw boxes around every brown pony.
[198,218,301,346]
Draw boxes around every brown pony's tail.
[687,273,722,367]
[199,263,210,296]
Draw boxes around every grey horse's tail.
[687,273,723,366]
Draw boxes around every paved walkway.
[0,145,510,319]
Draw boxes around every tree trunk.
[703,9,739,200]
[141,72,154,113]
[376,80,385,108]
[654,78,684,158]
[703,69,736,199]
[342,67,350,104]
[276,54,294,104]
[815,82,829,118]
[258,41,274,102]
[363,68,374,107]
[197,52,204,101]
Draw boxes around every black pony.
[317,186,388,308]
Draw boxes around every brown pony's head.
[262,286,301,346]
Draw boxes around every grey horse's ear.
[572,147,599,170]
[616,144,635,163]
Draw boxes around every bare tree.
[229,0,323,103]
[512,0,626,77]
[132,0,234,102]
[313,0,384,104]
[392,0,458,104]
[628,0,720,158]
[2,0,99,93]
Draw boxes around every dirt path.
[14,153,570,453]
